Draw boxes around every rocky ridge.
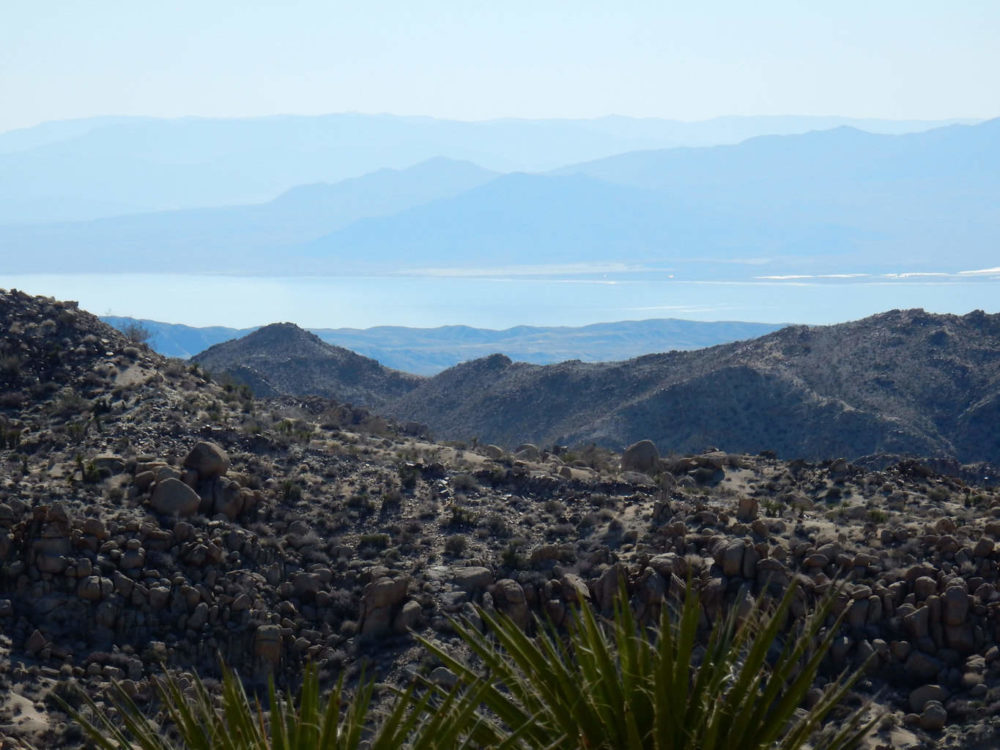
[192,322,423,409]
[2,289,1000,747]
[384,308,1000,465]
[192,310,1000,467]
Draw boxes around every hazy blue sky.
[2,1,998,132]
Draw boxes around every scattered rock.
[151,478,201,516]
[621,440,659,474]
[919,700,948,731]
[183,441,231,480]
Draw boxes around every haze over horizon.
[2,2,998,333]
[3,1,998,133]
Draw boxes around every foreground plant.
[417,581,879,749]
[66,662,434,750]
[68,581,878,749]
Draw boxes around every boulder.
[973,536,995,558]
[944,623,975,653]
[360,577,409,638]
[25,629,46,655]
[942,586,969,626]
[183,441,230,480]
[512,443,539,460]
[212,477,245,520]
[493,579,530,630]
[82,518,109,539]
[737,496,759,523]
[134,471,157,491]
[914,576,937,600]
[35,553,68,574]
[903,606,930,640]
[92,454,126,475]
[77,576,112,601]
[621,440,659,474]
[483,444,505,460]
[919,701,947,731]
[151,478,201,516]
[451,567,493,594]
[905,651,942,681]
[721,541,746,577]
[254,625,282,666]
[560,573,591,604]
[592,564,624,612]
[393,600,422,633]
[908,684,949,713]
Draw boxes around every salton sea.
[2,273,998,330]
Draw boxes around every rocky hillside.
[384,309,1000,465]
[191,322,423,409]
[5,289,1000,747]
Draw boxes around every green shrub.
[442,503,476,528]
[443,534,468,557]
[121,321,153,345]
[66,661,433,750]
[359,533,390,551]
[415,581,877,749]
[280,481,302,502]
[397,463,419,491]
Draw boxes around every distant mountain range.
[2,159,497,271]
[6,118,998,278]
[102,315,783,374]
[299,120,1000,277]
[189,309,1000,465]
[0,113,970,223]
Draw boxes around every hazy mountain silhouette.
[0,113,972,223]
[0,159,496,272]
[299,119,1000,277]
[4,118,997,278]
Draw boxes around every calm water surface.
[2,273,998,329]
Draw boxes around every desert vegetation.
[0,289,998,748]
[69,583,876,749]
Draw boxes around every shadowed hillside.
[382,309,1000,463]
[196,309,1000,465]
[192,323,423,408]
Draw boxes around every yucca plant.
[415,581,879,749]
[65,661,437,750]
[67,581,878,749]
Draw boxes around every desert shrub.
[380,489,403,515]
[346,493,375,514]
[280,480,302,502]
[0,354,22,378]
[479,512,511,538]
[450,473,478,493]
[50,389,90,417]
[500,539,527,568]
[927,485,950,502]
[443,503,476,528]
[359,533,390,551]
[398,463,420,490]
[444,534,468,557]
[0,421,21,449]
[120,321,152,345]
